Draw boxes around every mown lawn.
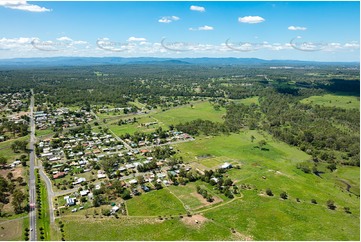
[126,188,186,216]
[153,101,225,126]
[300,94,360,109]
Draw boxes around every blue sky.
[0,1,359,61]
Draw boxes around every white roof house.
[80,190,89,196]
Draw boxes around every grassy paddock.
[126,188,186,216]
[0,217,24,241]
[233,96,259,105]
[62,216,236,241]
[0,135,29,161]
[153,101,225,126]
[301,94,360,109]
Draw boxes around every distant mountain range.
[0,57,358,68]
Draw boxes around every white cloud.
[57,36,72,41]
[127,37,147,42]
[198,25,214,31]
[73,40,88,45]
[0,0,51,12]
[189,25,214,31]
[190,5,205,12]
[238,16,265,24]
[288,26,307,31]
[158,16,180,23]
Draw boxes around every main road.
[28,89,37,241]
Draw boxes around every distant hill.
[0,57,358,68]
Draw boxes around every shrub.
[265,188,273,196]
[280,191,288,200]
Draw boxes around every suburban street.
[28,89,37,241]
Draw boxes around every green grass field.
[175,130,309,164]
[301,94,360,109]
[167,182,219,211]
[204,190,359,241]
[61,216,237,241]
[108,116,167,136]
[152,101,225,126]
[233,96,259,105]
[37,178,51,240]
[126,189,186,216]
[0,135,29,161]
[36,129,55,138]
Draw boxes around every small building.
[65,197,76,206]
[111,206,119,213]
[129,179,138,185]
[53,172,66,179]
[80,190,89,196]
[97,173,106,179]
[220,162,232,169]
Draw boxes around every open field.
[174,130,310,164]
[234,96,259,105]
[35,129,55,138]
[0,135,29,161]
[108,116,168,136]
[167,182,222,211]
[204,190,359,241]
[126,188,186,216]
[61,216,239,241]
[152,101,226,126]
[0,217,25,241]
[300,94,360,109]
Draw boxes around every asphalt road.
[28,89,37,241]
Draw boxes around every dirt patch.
[181,214,208,228]
[0,167,23,179]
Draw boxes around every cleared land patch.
[153,101,225,126]
[301,94,359,109]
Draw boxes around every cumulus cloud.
[238,16,265,24]
[0,0,51,12]
[127,37,147,42]
[57,36,72,41]
[190,5,205,12]
[189,25,214,31]
[288,26,307,31]
[158,16,180,23]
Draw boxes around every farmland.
[0,62,359,241]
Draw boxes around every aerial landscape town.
[0,1,359,241]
